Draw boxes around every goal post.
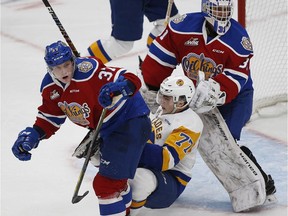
[237,0,288,117]
[237,0,246,27]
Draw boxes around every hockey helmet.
[44,41,74,67]
[202,0,234,35]
[157,75,195,110]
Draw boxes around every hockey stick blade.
[72,190,89,204]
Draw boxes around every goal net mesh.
[244,0,287,115]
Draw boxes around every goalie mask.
[156,76,195,113]
[44,41,75,69]
[202,0,234,35]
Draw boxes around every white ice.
[1,0,287,215]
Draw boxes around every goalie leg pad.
[198,108,266,212]
[229,180,266,212]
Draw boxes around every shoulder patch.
[241,37,253,52]
[172,14,187,24]
[77,61,93,73]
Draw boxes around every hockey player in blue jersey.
[86,0,180,63]
[128,75,203,215]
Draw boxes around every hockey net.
[238,0,288,117]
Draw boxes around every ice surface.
[1,0,287,215]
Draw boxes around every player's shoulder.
[73,56,103,81]
[220,19,254,55]
[169,12,205,34]
[40,72,55,92]
[172,108,203,132]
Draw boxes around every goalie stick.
[42,0,80,57]
[72,108,107,204]
[164,0,174,26]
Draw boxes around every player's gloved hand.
[98,75,135,109]
[190,79,226,113]
[12,127,40,161]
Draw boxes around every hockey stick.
[42,0,80,57]
[72,108,107,204]
[164,0,174,26]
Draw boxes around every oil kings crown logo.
[172,14,186,24]
[77,61,93,73]
[182,53,223,81]
[58,101,91,125]
[241,37,253,51]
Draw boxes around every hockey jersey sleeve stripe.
[131,199,147,209]
[148,52,176,69]
[88,40,111,64]
[112,68,127,82]
[36,112,65,128]
[148,41,177,68]
[170,170,192,186]
[147,32,157,48]
[162,146,176,171]
[153,40,176,58]
[223,70,248,93]
[218,39,253,57]
[224,68,248,80]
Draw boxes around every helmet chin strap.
[171,106,178,114]
[171,102,188,114]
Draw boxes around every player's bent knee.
[93,173,128,199]
[129,168,157,200]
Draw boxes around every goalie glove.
[190,78,226,113]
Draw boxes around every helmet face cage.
[156,76,195,110]
[44,41,74,69]
[202,0,234,35]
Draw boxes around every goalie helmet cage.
[237,0,288,116]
